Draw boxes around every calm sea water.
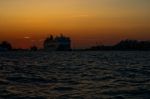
[0,51,150,99]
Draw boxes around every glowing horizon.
[0,0,150,48]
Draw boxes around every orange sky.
[0,0,150,48]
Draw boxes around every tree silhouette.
[0,41,12,51]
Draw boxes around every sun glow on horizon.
[0,0,150,48]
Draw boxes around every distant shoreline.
[1,39,150,51]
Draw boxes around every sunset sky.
[0,0,150,48]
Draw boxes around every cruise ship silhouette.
[44,34,71,51]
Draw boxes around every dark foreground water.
[0,51,150,99]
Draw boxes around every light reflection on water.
[0,51,150,99]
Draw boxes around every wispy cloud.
[24,36,30,39]
[71,14,90,18]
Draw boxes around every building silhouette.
[44,34,71,51]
